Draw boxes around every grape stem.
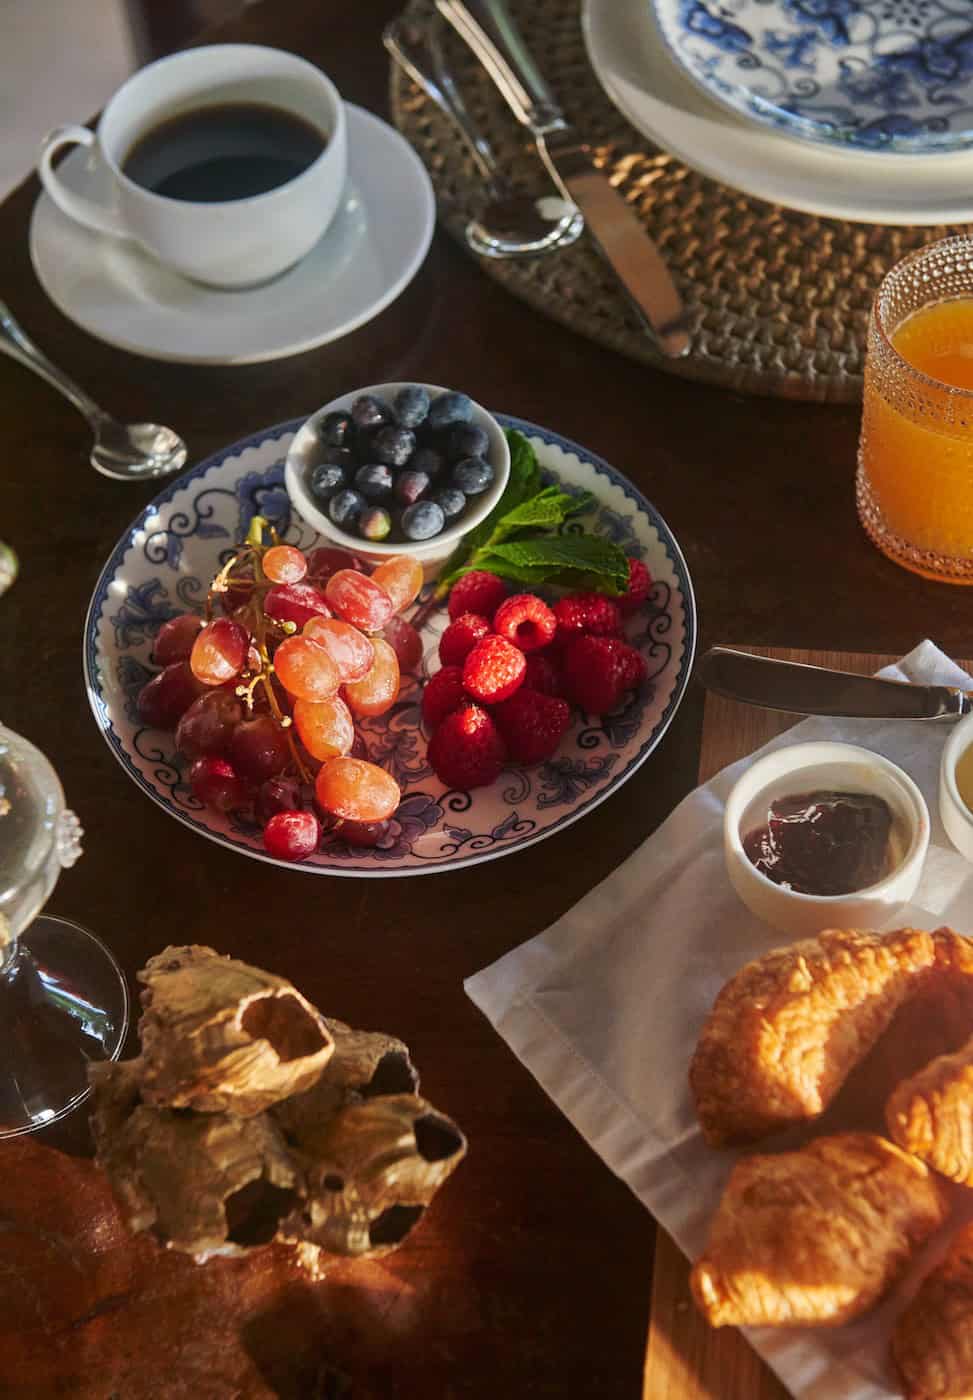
[208,516,312,786]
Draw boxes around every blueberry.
[319,411,354,448]
[373,424,416,468]
[394,470,431,507]
[401,500,446,541]
[320,444,355,469]
[451,456,495,496]
[354,464,394,501]
[310,461,347,502]
[394,385,430,428]
[411,445,445,480]
[447,422,489,462]
[328,489,366,529]
[432,487,466,521]
[350,394,393,431]
[359,506,392,542]
[428,391,474,432]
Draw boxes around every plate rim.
[649,0,973,157]
[582,0,973,226]
[83,413,697,877]
[29,104,436,365]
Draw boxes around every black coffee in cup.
[122,102,327,203]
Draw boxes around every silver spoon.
[384,17,584,259]
[0,302,187,481]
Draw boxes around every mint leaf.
[491,487,590,540]
[481,534,630,593]
[437,429,541,591]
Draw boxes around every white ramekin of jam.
[724,741,930,937]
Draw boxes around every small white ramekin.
[284,382,510,579]
[940,712,973,862]
[724,740,930,937]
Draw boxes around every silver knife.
[434,0,691,358]
[698,647,973,720]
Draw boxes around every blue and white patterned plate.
[83,416,696,876]
[654,0,973,153]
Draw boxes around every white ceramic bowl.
[724,741,930,938]
[940,713,973,862]
[284,382,510,577]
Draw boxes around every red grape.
[175,689,243,758]
[191,618,248,686]
[380,616,423,673]
[219,566,255,615]
[324,569,394,632]
[315,756,400,822]
[190,755,247,812]
[257,775,313,823]
[305,546,364,584]
[153,613,203,666]
[229,715,290,783]
[263,809,320,862]
[293,695,355,761]
[334,817,391,848]
[138,662,205,728]
[262,544,307,585]
[371,555,423,614]
[273,635,340,702]
[302,617,374,682]
[343,638,400,717]
[264,581,331,630]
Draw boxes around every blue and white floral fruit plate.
[654,0,973,153]
[84,415,696,876]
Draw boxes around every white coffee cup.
[38,44,347,289]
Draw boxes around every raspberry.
[523,653,563,697]
[447,570,508,623]
[553,591,623,640]
[494,690,571,765]
[620,557,652,614]
[428,703,506,789]
[421,665,466,730]
[439,612,491,668]
[561,635,630,715]
[462,635,526,705]
[616,642,647,690]
[493,593,557,652]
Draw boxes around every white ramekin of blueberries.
[285,383,511,572]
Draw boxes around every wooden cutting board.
[641,646,946,1400]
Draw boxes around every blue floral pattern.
[656,0,973,152]
[83,415,695,876]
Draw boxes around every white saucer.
[29,105,435,364]
[583,0,973,226]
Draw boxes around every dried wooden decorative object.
[89,945,466,1269]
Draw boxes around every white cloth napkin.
[466,641,973,1400]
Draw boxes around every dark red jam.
[742,790,893,896]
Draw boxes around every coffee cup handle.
[38,126,129,240]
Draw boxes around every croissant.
[690,927,938,1146]
[893,1223,973,1399]
[690,1133,946,1329]
[886,1032,973,1185]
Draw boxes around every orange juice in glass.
[858,236,973,583]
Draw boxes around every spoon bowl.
[90,418,188,481]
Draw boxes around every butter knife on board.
[698,647,973,720]
[435,0,691,358]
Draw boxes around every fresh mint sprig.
[434,430,628,597]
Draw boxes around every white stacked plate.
[584,0,973,224]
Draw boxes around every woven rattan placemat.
[389,0,965,404]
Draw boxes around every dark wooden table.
[2,2,972,1396]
